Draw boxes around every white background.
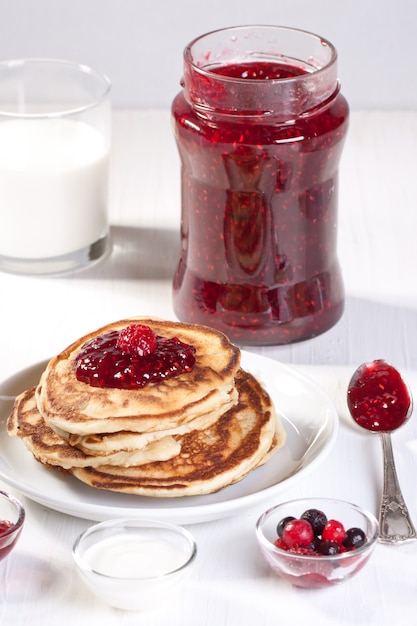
[1,0,416,110]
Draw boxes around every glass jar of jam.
[171,25,349,345]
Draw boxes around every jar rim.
[185,24,337,81]
[182,25,339,119]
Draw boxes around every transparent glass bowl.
[0,490,25,561]
[72,518,197,611]
[256,497,379,588]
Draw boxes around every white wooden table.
[1,109,417,626]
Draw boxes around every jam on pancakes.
[75,324,196,389]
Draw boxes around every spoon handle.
[379,432,416,543]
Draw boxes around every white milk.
[85,535,186,578]
[0,118,109,259]
[79,534,189,611]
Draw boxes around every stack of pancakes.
[7,318,286,497]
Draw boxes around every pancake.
[69,369,286,497]
[36,318,241,436]
[7,317,287,498]
[66,387,238,455]
[7,370,286,487]
[7,387,181,469]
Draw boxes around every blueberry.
[300,508,328,536]
[276,516,296,537]
[343,527,366,549]
[310,536,322,551]
[317,540,340,555]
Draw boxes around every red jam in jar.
[172,26,349,345]
[75,328,196,389]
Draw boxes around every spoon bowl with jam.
[347,359,416,544]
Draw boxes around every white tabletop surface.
[1,109,417,625]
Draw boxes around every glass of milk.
[0,58,111,275]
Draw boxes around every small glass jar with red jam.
[171,25,349,345]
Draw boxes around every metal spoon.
[347,359,416,544]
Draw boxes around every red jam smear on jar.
[347,360,411,432]
[75,330,196,389]
[172,59,348,345]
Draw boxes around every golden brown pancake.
[7,387,181,469]
[69,370,286,497]
[7,370,285,488]
[65,387,238,455]
[36,318,241,436]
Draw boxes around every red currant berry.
[282,519,314,549]
[274,537,288,550]
[322,519,347,545]
[116,324,157,357]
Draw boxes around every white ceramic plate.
[0,352,338,524]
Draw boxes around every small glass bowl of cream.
[72,518,197,611]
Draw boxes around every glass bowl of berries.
[0,490,25,562]
[256,497,379,588]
